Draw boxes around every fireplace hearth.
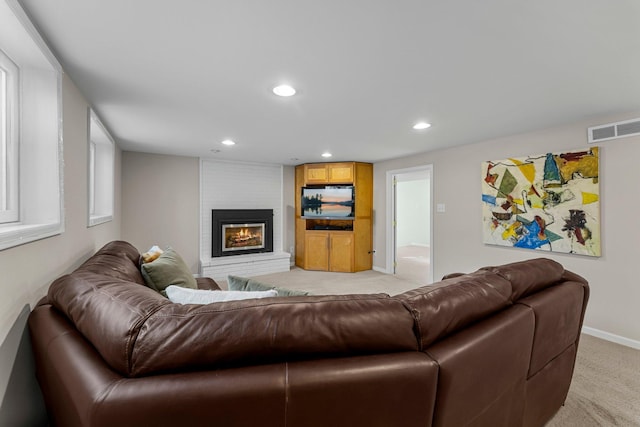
[211,209,273,257]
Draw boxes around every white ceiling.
[17,0,640,165]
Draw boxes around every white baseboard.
[372,265,391,274]
[582,326,640,350]
[408,243,430,248]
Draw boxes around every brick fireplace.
[199,160,291,282]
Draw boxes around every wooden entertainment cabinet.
[295,162,373,272]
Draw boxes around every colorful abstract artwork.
[482,147,600,256]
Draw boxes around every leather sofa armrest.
[196,276,221,290]
[34,296,50,308]
[441,272,465,280]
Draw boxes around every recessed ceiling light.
[413,122,432,130]
[273,84,296,97]
[221,139,236,146]
[321,152,332,158]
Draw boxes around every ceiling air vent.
[588,118,640,143]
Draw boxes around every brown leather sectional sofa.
[29,240,589,427]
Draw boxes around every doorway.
[387,165,433,284]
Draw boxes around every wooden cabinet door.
[328,163,354,183]
[304,162,355,184]
[304,232,329,270]
[295,219,306,267]
[329,232,354,272]
[353,218,372,271]
[304,164,329,184]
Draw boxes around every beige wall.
[373,111,640,345]
[120,156,296,272]
[0,74,122,404]
[121,152,200,272]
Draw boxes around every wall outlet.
[436,203,446,213]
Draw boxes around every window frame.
[87,109,114,227]
[0,0,64,251]
[0,48,19,224]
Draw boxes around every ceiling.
[17,0,640,166]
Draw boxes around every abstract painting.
[482,147,600,256]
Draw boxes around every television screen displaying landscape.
[301,187,355,218]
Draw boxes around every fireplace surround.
[200,161,290,281]
[211,209,273,257]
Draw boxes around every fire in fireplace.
[222,223,265,252]
[212,209,273,257]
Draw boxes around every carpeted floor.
[220,266,426,295]
[223,268,640,426]
[547,334,640,426]
[395,244,431,284]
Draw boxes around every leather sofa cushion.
[397,270,512,348]
[481,257,565,301]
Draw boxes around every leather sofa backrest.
[48,271,171,376]
[397,258,569,349]
[396,270,512,348]
[48,242,418,377]
[131,294,418,376]
[517,281,587,377]
[426,305,535,427]
[75,240,146,286]
[480,257,565,301]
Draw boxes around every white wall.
[374,111,640,345]
[200,159,284,263]
[0,74,121,406]
[396,178,431,247]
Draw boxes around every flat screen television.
[301,185,355,219]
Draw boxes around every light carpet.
[219,266,425,296]
[220,267,640,427]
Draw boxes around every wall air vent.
[588,118,640,143]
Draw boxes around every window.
[88,110,114,226]
[0,48,18,224]
[0,0,63,251]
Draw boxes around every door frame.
[385,164,433,283]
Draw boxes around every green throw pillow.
[141,248,197,295]
[227,275,310,297]
[227,275,250,291]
